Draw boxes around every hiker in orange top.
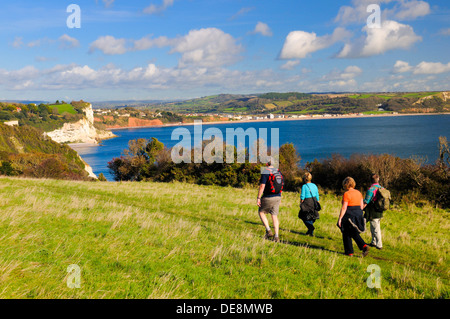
[257,157,284,243]
[337,177,370,257]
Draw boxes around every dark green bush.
[108,137,450,208]
[0,161,16,176]
[108,138,293,189]
[306,151,449,208]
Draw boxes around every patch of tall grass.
[0,177,448,299]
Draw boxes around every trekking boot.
[362,245,370,257]
[264,230,274,239]
[306,225,315,236]
[273,236,280,243]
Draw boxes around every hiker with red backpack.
[257,157,284,242]
[363,174,390,250]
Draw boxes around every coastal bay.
[71,113,450,180]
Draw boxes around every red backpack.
[268,169,284,194]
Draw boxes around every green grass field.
[223,107,248,113]
[348,92,441,100]
[0,177,448,299]
[48,104,77,115]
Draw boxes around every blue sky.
[0,0,449,102]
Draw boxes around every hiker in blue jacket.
[299,172,320,236]
[363,174,384,250]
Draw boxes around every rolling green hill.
[138,91,450,115]
[0,177,447,299]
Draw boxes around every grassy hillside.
[0,124,89,180]
[48,103,77,115]
[0,177,448,299]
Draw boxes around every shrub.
[306,150,449,208]
[0,161,16,176]
[108,136,450,208]
[0,124,89,180]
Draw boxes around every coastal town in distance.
[89,91,450,130]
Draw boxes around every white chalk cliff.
[46,104,115,144]
[46,104,116,179]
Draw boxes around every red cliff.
[104,117,164,129]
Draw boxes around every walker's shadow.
[287,229,326,239]
[244,220,342,255]
[244,220,327,239]
[281,240,343,255]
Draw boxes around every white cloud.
[62,65,98,81]
[294,66,363,92]
[280,60,300,70]
[335,0,431,25]
[58,34,80,49]
[89,35,128,55]
[322,66,363,81]
[279,27,351,60]
[27,39,45,48]
[337,20,421,58]
[12,80,35,91]
[392,60,413,73]
[0,62,297,96]
[96,0,115,7]
[35,56,57,63]
[0,66,40,84]
[342,66,363,79]
[169,28,243,68]
[335,0,389,25]
[11,35,79,50]
[414,62,450,74]
[89,28,242,69]
[230,7,254,20]
[390,0,431,20]
[1,60,445,98]
[12,37,23,48]
[89,34,175,54]
[293,66,363,92]
[102,0,115,8]
[392,60,450,74]
[143,0,174,15]
[132,35,174,51]
[440,28,450,36]
[252,22,273,37]
[255,79,284,88]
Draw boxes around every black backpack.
[267,169,284,194]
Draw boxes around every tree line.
[108,136,450,209]
[0,101,88,132]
